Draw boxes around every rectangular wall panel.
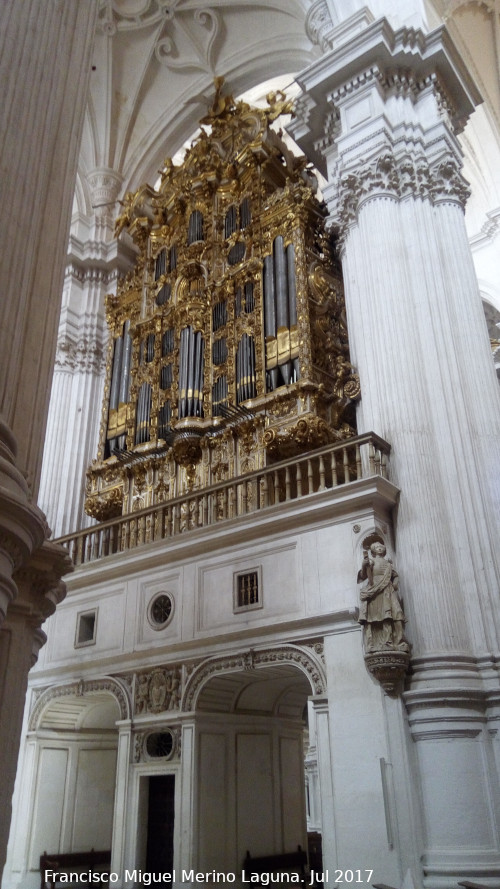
[279,735,305,851]
[72,748,117,850]
[29,747,68,868]
[198,732,227,870]
[236,733,274,861]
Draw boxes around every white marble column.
[0,0,97,876]
[291,14,500,887]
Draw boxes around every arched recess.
[29,675,131,730]
[182,642,326,712]
[181,645,326,875]
[19,678,130,883]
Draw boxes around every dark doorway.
[146,774,175,877]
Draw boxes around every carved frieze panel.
[135,666,182,715]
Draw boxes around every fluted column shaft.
[0,0,97,494]
[291,16,500,671]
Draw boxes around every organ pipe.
[263,237,300,390]
[109,334,123,414]
[188,210,203,244]
[135,382,152,444]
[236,334,256,404]
[179,326,204,418]
[274,235,289,330]
[240,197,251,229]
[225,205,237,239]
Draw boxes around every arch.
[29,675,132,731]
[181,642,326,712]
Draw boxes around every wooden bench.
[243,847,309,884]
[40,850,111,889]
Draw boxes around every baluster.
[330,451,338,486]
[85,534,92,563]
[296,463,302,497]
[173,504,180,535]
[319,456,326,490]
[76,535,83,566]
[307,459,313,494]
[273,470,280,503]
[356,444,362,479]
[203,493,209,526]
[223,487,228,519]
[343,447,350,483]
[381,452,388,478]
[368,442,376,475]
[260,475,269,508]
[374,447,381,475]
[285,466,291,500]
[242,480,248,513]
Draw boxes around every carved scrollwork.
[135,666,182,715]
[182,643,327,711]
[264,414,338,460]
[305,0,334,53]
[28,675,132,730]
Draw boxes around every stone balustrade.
[55,432,390,566]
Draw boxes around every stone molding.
[182,643,327,712]
[28,674,132,730]
[0,418,49,622]
[54,336,107,374]
[305,0,333,53]
[305,3,375,55]
[86,167,123,214]
[64,262,120,286]
[11,539,72,662]
[133,725,182,763]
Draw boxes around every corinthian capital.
[333,151,470,243]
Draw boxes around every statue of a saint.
[357,542,409,653]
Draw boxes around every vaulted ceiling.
[77,0,314,210]
[76,0,500,247]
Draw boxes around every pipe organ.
[85,86,359,520]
